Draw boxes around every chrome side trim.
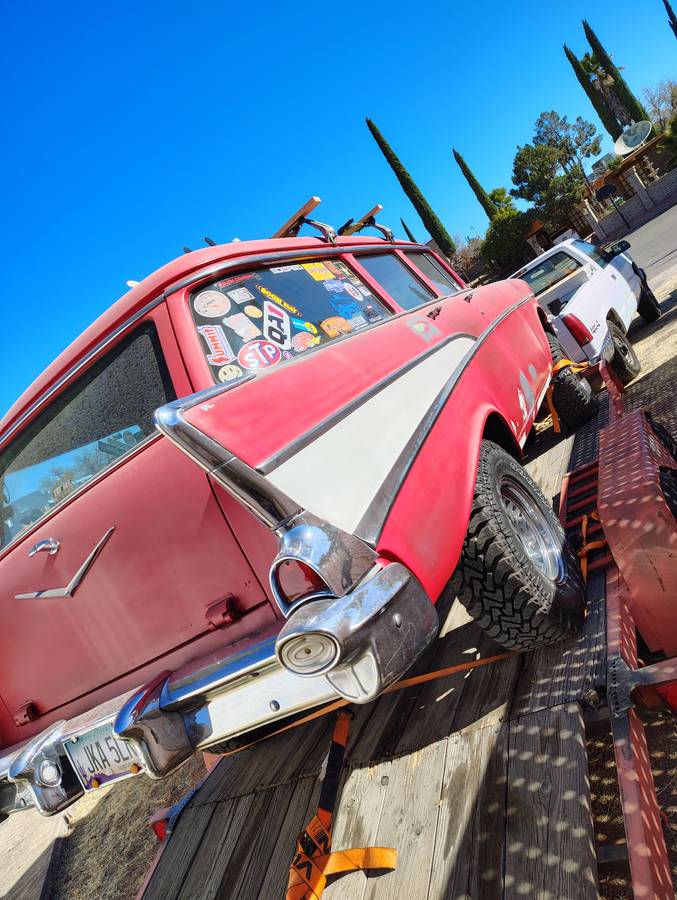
[15,526,115,600]
[354,295,535,543]
[0,295,164,449]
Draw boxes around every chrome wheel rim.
[615,331,638,367]
[499,475,565,581]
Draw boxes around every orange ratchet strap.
[286,710,397,899]
[578,509,606,582]
[546,358,590,433]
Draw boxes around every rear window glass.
[514,251,581,297]
[405,252,461,295]
[572,239,608,267]
[190,260,391,383]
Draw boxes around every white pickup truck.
[511,238,662,384]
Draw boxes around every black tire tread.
[546,334,599,428]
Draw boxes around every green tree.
[582,21,653,130]
[366,118,455,257]
[488,187,515,211]
[564,43,622,139]
[511,143,586,230]
[482,207,533,270]
[660,112,677,164]
[400,218,418,242]
[452,149,497,220]
[664,0,677,39]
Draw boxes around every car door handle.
[16,527,115,600]
[28,538,60,557]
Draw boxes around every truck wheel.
[450,440,585,650]
[608,323,641,385]
[636,271,662,323]
[546,334,599,428]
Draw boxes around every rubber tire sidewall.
[546,333,599,428]
[637,278,662,323]
[609,323,641,384]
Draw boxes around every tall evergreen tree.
[564,43,622,139]
[400,218,418,242]
[366,118,455,257]
[452,149,497,220]
[582,21,652,128]
[665,0,677,38]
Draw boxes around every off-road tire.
[450,440,586,650]
[609,323,641,385]
[637,272,662,323]
[546,333,599,428]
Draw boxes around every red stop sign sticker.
[237,339,282,370]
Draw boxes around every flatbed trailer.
[137,358,677,900]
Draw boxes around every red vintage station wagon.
[0,224,595,819]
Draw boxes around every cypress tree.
[400,218,418,243]
[452,149,497,220]
[664,0,677,38]
[564,43,622,139]
[366,118,455,257]
[582,21,652,128]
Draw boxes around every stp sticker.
[223,313,261,342]
[291,317,318,335]
[197,324,235,365]
[302,262,333,281]
[343,283,362,302]
[194,290,231,318]
[358,286,371,297]
[255,285,300,316]
[320,317,352,338]
[218,364,243,383]
[238,340,282,370]
[227,287,254,304]
[263,301,292,349]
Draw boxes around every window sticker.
[331,260,353,279]
[197,325,235,365]
[348,314,368,330]
[255,284,300,316]
[343,283,362,302]
[322,279,345,293]
[358,286,372,297]
[223,313,261,343]
[216,273,254,289]
[320,317,352,338]
[218,364,244,383]
[302,262,334,281]
[262,301,292,349]
[237,339,282,370]
[291,317,318,335]
[244,305,263,319]
[292,332,321,352]
[227,287,255,304]
[194,290,231,318]
[329,295,362,320]
[270,264,304,274]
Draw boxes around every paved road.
[622,203,677,293]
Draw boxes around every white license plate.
[65,721,143,791]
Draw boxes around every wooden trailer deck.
[140,349,676,900]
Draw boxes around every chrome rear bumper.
[1,561,437,817]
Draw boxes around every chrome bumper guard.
[0,562,437,817]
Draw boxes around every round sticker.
[343,283,362,302]
[218,364,243,383]
[237,339,282,370]
[244,305,263,318]
[292,332,319,352]
[194,290,231,318]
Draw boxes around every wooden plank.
[504,702,598,899]
[428,722,510,899]
[363,740,447,899]
[272,196,321,238]
[511,569,606,718]
[323,760,394,900]
[141,804,216,900]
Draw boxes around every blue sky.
[2,0,674,419]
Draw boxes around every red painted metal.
[598,409,677,655]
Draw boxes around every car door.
[0,306,273,726]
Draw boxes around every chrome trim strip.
[15,526,115,600]
[0,295,164,448]
[258,333,477,475]
[354,295,536,544]
[163,242,433,296]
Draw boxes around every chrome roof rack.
[272,197,337,244]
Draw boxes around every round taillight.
[273,559,331,608]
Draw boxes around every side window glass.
[190,259,391,383]
[0,324,175,549]
[405,251,461,295]
[356,253,436,310]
